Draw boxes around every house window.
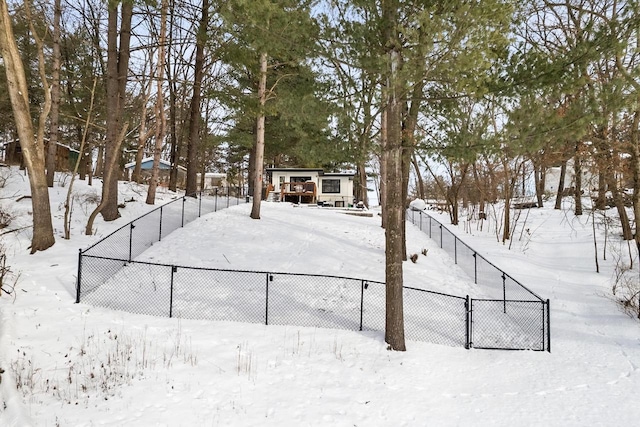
[322,179,340,194]
[291,176,312,184]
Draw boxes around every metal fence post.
[170,266,177,318]
[265,274,271,325]
[419,212,422,231]
[440,224,443,248]
[128,223,135,262]
[429,217,432,238]
[198,190,202,217]
[360,281,365,331]
[454,238,458,264]
[181,197,186,227]
[159,206,163,241]
[473,253,477,284]
[502,273,507,313]
[546,299,551,353]
[215,188,218,212]
[76,249,82,303]
[227,190,230,208]
[465,295,471,349]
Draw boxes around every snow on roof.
[124,157,185,171]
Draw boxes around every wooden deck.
[280,182,317,204]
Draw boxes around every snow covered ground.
[1,167,639,426]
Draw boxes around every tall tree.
[381,0,406,351]
[221,0,322,218]
[0,0,55,252]
[101,0,132,221]
[146,0,168,204]
[251,51,268,218]
[46,0,61,187]
[185,0,208,196]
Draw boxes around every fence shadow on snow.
[75,195,550,352]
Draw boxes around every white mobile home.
[266,168,355,207]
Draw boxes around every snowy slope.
[0,167,639,426]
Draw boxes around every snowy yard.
[1,170,640,426]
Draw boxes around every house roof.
[198,172,227,178]
[125,157,186,171]
[321,172,355,177]
[266,168,323,173]
[266,167,355,177]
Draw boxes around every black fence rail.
[75,193,550,352]
[408,209,551,352]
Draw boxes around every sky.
[1,167,640,426]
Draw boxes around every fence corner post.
[546,299,551,353]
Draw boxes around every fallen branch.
[0,225,31,237]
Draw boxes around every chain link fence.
[408,209,551,352]
[77,188,246,299]
[78,256,470,347]
[75,194,549,352]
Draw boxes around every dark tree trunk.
[596,170,607,210]
[248,119,257,197]
[379,108,387,228]
[0,0,55,252]
[186,0,208,196]
[46,0,62,187]
[146,0,167,204]
[555,159,567,210]
[574,143,583,216]
[531,158,544,208]
[472,163,486,219]
[102,1,132,221]
[168,81,180,190]
[355,161,369,207]
[411,153,425,200]
[167,0,179,192]
[382,0,405,351]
